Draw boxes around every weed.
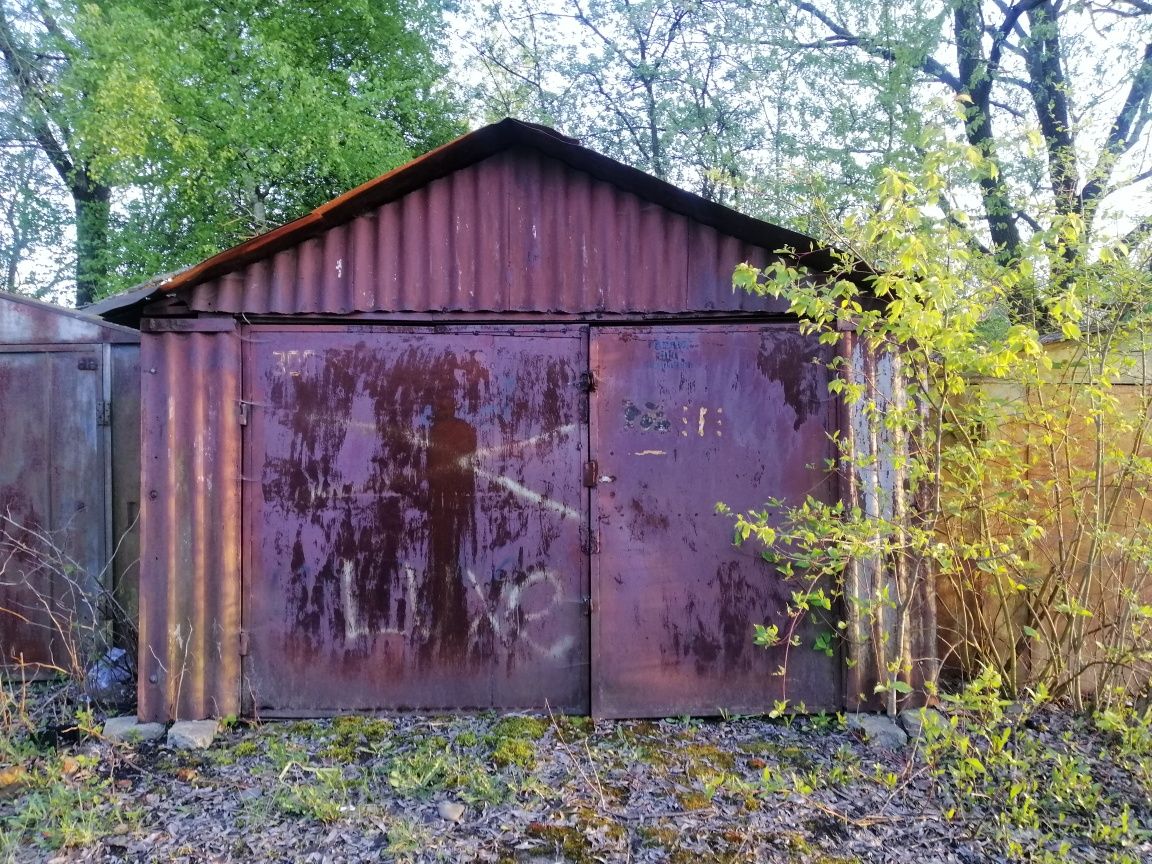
[385,735,508,805]
[232,739,260,758]
[1,763,138,852]
[487,715,549,742]
[273,764,352,823]
[384,815,433,858]
[920,668,1152,862]
[491,736,535,769]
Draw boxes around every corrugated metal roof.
[92,119,869,322]
[163,119,847,299]
[186,148,787,316]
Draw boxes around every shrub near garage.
[920,670,1151,863]
[730,133,1152,713]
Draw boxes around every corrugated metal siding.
[186,149,792,317]
[138,329,241,721]
[838,331,936,710]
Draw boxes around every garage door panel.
[591,326,840,717]
[0,351,104,675]
[245,328,588,713]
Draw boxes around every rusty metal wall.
[0,292,139,346]
[589,326,841,717]
[242,325,589,714]
[0,347,106,675]
[0,293,138,677]
[109,344,141,642]
[185,148,788,317]
[838,331,936,710]
[138,328,242,721]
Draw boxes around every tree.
[768,0,1152,318]
[462,1,1152,317]
[459,0,801,211]
[0,0,462,305]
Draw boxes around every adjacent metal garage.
[99,119,925,721]
[0,292,140,677]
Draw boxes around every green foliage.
[1,0,463,302]
[920,672,1152,863]
[731,133,1152,711]
[461,0,1152,279]
[273,764,351,823]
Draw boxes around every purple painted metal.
[0,292,138,676]
[0,351,104,673]
[0,291,138,345]
[138,327,242,721]
[589,326,840,717]
[185,149,784,317]
[242,326,589,713]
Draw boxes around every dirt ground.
[2,688,1150,863]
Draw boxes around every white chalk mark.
[339,559,362,641]
[464,566,573,660]
[473,468,581,521]
[473,424,576,457]
[340,558,417,640]
[698,407,708,437]
[633,450,667,456]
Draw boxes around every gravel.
[3,693,1150,863]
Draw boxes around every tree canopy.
[461,0,1152,317]
[0,0,462,305]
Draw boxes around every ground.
[1,684,1150,863]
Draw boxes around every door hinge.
[77,357,98,371]
[238,401,249,426]
[583,460,598,488]
[96,401,111,426]
[582,595,593,615]
[239,630,249,657]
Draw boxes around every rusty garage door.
[589,326,840,717]
[242,324,838,716]
[243,326,590,714]
[0,349,106,675]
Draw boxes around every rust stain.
[756,331,829,431]
[422,390,478,661]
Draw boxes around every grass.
[2,682,1151,863]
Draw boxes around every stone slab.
[103,716,167,744]
[847,713,909,750]
[167,719,219,750]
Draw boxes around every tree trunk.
[953,2,1022,266]
[73,172,111,307]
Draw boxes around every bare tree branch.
[786,0,962,90]
[1081,41,1152,228]
[0,5,73,186]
